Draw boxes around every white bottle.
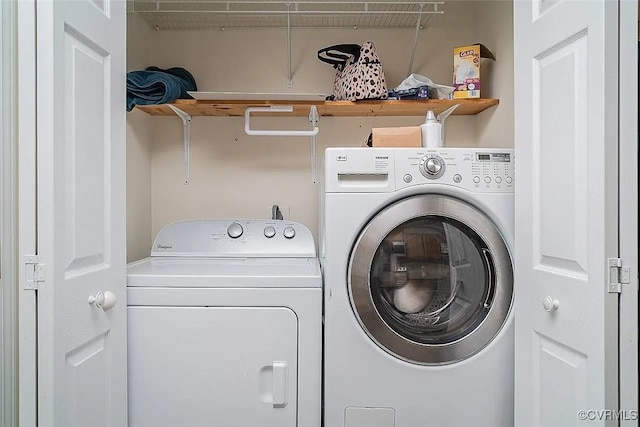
[421,110,442,148]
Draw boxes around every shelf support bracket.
[407,3,425,76]
[286,3,293,88]
[167,104,192,184]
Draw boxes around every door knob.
[88,291,117,311]
[542,296,559,312]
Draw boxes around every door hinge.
[607,257,630,293]
[24,255,45,290]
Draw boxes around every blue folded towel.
[126,66,197,111]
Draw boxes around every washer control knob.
[506,176,513,184]
[453,174,462,183]
[227,222,244,239]
[403,174,413,183]
[419,154,446,179]
[484,176,492,183]
[495,176,503,184]
[473,176,481,184]
[264,226,276,238]
[425,158,442,175]
[283,226,296,239]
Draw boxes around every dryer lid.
[150,219,317,258]
[127,256,322,288]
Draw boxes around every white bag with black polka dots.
[317,41,388,101]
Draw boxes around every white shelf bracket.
[286,3,293,88]
[244,105,320,183]
[407,3,425,76]
[167,104,192,184]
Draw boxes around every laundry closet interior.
[3,0,635,426]
[124,0,514,260]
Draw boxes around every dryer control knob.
[283,226,296,239]
[227,222,244,239]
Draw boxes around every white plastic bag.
[394,73,454,100]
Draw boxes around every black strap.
[317,44,361,69]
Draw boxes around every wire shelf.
[131,1,444,30]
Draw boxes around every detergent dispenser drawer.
[128,306,298,427]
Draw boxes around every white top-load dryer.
[127,219,322,427]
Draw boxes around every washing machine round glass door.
[348,194,513,365]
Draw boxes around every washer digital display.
[476,153,511,162]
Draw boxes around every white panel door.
[514,1,619,426]
[36,0,127,425]
[128,307,299,427]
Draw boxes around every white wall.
[126,12,154,262]
[476,0,514,148]
[126,1,514,250]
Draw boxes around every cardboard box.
[369,126,422,147]
[453,43,495,99]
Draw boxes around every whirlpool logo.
[156,244,173,249]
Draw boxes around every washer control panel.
[324,147,514,194]
[396,148,514,193]
[151,219,316,257]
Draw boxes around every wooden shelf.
[135,98,499,117]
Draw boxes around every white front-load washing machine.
[127,219,321,427]
[321,147,515,427]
